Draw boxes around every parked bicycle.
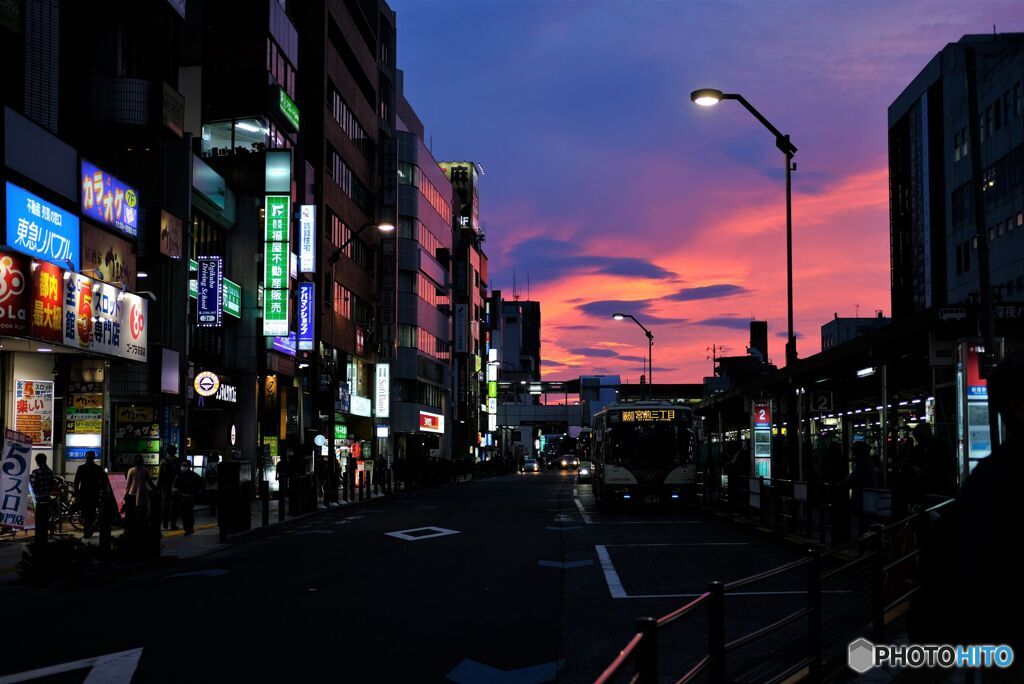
[47,477,84,533]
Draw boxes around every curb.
[226,493,392,543]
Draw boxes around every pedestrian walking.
[125,455,154,528]
[205,453,220,515]
[73,451,106,537]
[157,445,179,530]
[29,453,56,503]
[173,461,204,535]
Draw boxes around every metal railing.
[595,498,956,683]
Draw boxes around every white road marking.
[573,498,594,525]
[385,526,460,541]
[333,520,352,525]
[572,487,578,496]
[343,515,364,520]
[595,545,627,599]
[0,648,143,683]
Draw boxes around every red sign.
[419,411,444,434]
[30,261,63,342]
[965,344,988,400]
[355,326,365,356]
[0,252,30,335]
[752,402,772,428]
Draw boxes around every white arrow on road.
[446,658,557,684]
[0,648,143,683]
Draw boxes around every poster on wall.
[160,211,183,259]
[15,380,54,447]
[0,429,34,529]
[66,382,104,459]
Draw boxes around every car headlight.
[561,459,567,466]
[580,468,589,476]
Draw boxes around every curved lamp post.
[612,312,653,397]
[690,88,798,367]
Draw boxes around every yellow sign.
[621,409,677,422]
[194,371,220,397]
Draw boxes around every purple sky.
[390,0,1024,382]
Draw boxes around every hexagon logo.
[848,638,875,674]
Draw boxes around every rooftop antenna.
[854,303,860,319]
[527,272,530,301]
[512,268,520,301]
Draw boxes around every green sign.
[265,195,290,241]
[488,381,497,398]
[189,259,198,298]
[279,89,300,131]
[335,424,348,441]
[223,277,241,318]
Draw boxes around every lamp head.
[691,88,724,107]
[612,313,626,321]
[377,222,396,233]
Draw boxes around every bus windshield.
[607,422,690,467]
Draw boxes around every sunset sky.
[391,0,1024,383]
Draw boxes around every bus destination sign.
[621,409,676,422]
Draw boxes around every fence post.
[870,523,886,641]
[708,581,727,683]
[635,617,658,684]
[807,549,823,680]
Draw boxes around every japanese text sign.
[0,429,33,529]
[4,182,80,271]
[80,160,139,239]
[30,261,63,343]
[197,256,223,328]
[299,205,315,272]
[298,282,314,351]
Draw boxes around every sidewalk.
[0,490,388,582]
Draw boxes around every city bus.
[591,402,697,510]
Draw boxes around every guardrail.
[594,498,956,683]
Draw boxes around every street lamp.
[325,221,395,345]
[690,88,798,366]
[612,313,653,397]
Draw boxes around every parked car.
[521,458,540,473]
[577,460,593,483]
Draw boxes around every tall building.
[1,0,191,478]
[386,79,455,462]
[296,0,397,476]
[441,161,487,463]
[499,299,542,384]
[889,33,1024,318]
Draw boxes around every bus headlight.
[580,468,590,476]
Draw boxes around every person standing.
[157,445,180,530]
[73,452,106,537]
[124,455,153,528]
[173,461,204,535]
[29,453,56,503]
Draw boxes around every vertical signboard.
[375,364,390,418]
[298,282,314,351]
[0,252,30,335]
[30,260,63,343]
[751,401,772,478]
[299,205,315,273]
[197,256,223,328]
[263,195,290,336]
[958,340,1000,479]
[82,222,136,290]
[160,211,183,259]
[0,430,33,529]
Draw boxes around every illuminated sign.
[263,195,290,336]
[279,88,300,131]
[488,397,497,414]
[265,150,292,194]
[488,381,497,398]
[272,333,296,357]
[194,371,220,397]
[751,402,772,478]
[335,424,348,441]
[621,409,677,422]
[299,205,315,272]
[298,282,314,351]
[752,403,772,429]
[351,395,371,418]
[4,182,80,271]
[62,274,148,362]
[30,260,63,343]
[197,256,223,328]
[419,411,444,434]
[375,364,390,418]
[82,222,136,290]
[0,252,30,335]
[80,160,138,239]
[223,277,241,318]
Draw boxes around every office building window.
[328,147,372,214]
[330,86,373,161]
[333,282,350,317]
[267,38,295,98]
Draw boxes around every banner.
[0,429,33,529]
[15,380,53,446]
[197,256,223,328]
[63,274,148,362]
[298,282,314,351]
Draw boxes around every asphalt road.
[0,471,811,683]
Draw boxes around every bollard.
[35,500,50,548]
[261,480,270,527]
[98,489,112,565]
[635,616,658,684]
[278,475,286,522]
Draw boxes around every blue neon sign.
[80,160,139,239]
[4,182,80,270]
[298,282,314,351]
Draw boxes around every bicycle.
[47,477,84,534]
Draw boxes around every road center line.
[595,545,627,599]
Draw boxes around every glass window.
[233,117,268,153]
[201,120,232,157]
[333,282,350,318]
